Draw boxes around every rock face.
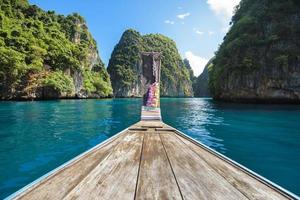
[107,29,193,97]
[209,0,300,103]
[193,60,212,97]
[0,0,112,100]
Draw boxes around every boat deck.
[7,119,296,200]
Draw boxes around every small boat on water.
[5,53,299,200]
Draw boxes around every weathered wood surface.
[9,120,295,200]
[135,132,182,200]
[160,132,248,200]
[140,107,161,121]
[64,132,143,200]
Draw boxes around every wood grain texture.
[141,108,161,121]
[63,132,143,200]
[174,133,288,200]
[160,132,248,200]
[13,132,126,200]
[133,121,168,129]
[135,132,182,200]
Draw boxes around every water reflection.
[161,98,226,153]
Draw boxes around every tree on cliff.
[107,29,193,97]
[209,0,300,102]
[0,0,112,99]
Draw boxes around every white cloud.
[208,31,215,36]
[164,20,175,25]
[195,30,204,35]
[185,51,209,76]
[207,0,240,32]
[221,26,229,33]
[177,12,190,19]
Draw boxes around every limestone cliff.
[107,29,193,97]
[0,0,112,100]
[209,0,300,103]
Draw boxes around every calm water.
[0,98,299,198]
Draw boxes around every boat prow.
[5,119,299,200]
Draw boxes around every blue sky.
[29,0,240,76]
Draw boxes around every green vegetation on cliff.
[0,0,112,99]
[107,29,193,97]
[42,71,74,94]
[183,58,196,86]
[209,0,300,102]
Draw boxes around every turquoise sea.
[0,98,299,198]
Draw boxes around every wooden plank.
[128,128,148,131]
[135,132,182,200]
[174,133,289,200]
[141,108,161,121]
[155,128,175,131]
[13,132,126,200]
[63,132,144,200]
[134,121,167,128]
[141,126,163,128]
[160,132,248,200]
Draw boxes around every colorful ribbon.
[145,82,160,107]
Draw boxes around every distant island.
[107,29,193,97]
[0,0,299,103]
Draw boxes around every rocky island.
[107,29,193,97]
[0,0,112,100]
[209,0,300,103]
